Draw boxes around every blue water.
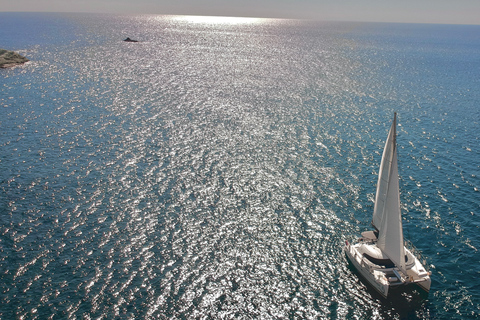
[1,13,479,319]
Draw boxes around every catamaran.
[345,113,431,298]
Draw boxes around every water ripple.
[1,14,479,319]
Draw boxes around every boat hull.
[345,242,390,297]
[345,241,431,298]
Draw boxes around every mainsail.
[372,114,396,229]
[372,113,406,273]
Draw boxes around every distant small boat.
[345,113,431,298]
[123,37,139,43]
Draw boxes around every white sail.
[373,113,406,273]
[372,114,397,230]
[376,146,406,273]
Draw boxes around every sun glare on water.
[173,15,268,25]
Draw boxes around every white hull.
[345,240,431,298]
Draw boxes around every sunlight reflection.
[173,15,268,25]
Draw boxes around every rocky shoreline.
[0,49,29,68]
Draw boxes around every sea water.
[0,13,479,319]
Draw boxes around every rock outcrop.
[0,49,29,68]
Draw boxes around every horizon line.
[1,11,480,26]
